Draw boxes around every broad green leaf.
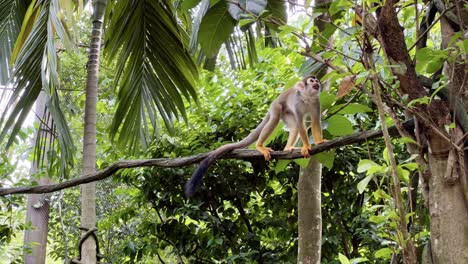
[275,159,291,174]
[357,174,373,194]
[181,0,201,11]
[400,162,418,171]
[326,115,354,136]
[338,253,350,264]
[396,166,410,182]
[329,0,352,15]
[374,248,393,259]
[398,136,417,145]
[329,103,372,115]
[266,0,287,24]
[369,215,385,224]
[426,58,444,73]
[415,47,447,74]
[315,150,335,169]
[294,158,310,168]
[278,24,296,37]
[198,0,236,57]
[357,159,379,173]
[373,189,392,200]
[319,91,336,111]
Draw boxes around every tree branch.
[0,120,414,196]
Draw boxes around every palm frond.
[105,0,198,151]
[0,0,29,85]
[0,0,76,175]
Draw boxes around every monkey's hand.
[301,145,311,158]
[256,146,273,161]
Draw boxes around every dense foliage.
[1,0,465,262]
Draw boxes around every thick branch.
[0,120,414,196]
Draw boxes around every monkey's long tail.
[185,114,271,197]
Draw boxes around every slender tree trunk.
[24,93,51,264]
[426,2,468,260]
[80,1,106,263]
[297,158,322,264]
[297,1,331,261]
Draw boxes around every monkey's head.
[298,75,321,96]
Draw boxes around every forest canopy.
[0,0,466,263]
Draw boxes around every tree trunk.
[297,1,331,261]
[426,154,468,262]
[426,2,468,260]
[80,1,106,263]
[297,158,322,264]
[24,93,51,264]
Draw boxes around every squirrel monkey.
[185,76,325,197]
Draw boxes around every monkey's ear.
[296,81,305,90]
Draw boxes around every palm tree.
[79,0,106,262]
[1,0,198,262]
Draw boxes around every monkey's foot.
[284,146,301,152]
[315,139,328,144]
[256,146,273,161]
[301,145,311,158]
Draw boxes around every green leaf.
[294,158,310,168]
[275,159,291,174]
[319,91,336,111]
[329,0,352,15]
[315,150,335,169]
[383,147,389,164]
[369,215,385,224]
[105,0,198,151]
[357,159,379,173]
[181,0,201,11]
[415,47,447,74]
[338,253,350,264]
[266,0,287,24]
[326,115,354,136]
[329,103,372,115]
[396,166,410,183]
[408,96,430,107]
[400,162,418,171]
[398,136,417,145]
[198,0,236,57]
[374,247,393,259]
[357,174,373,194]
[10,0,40,63]
[426,58,444,73]
[373,189,392,200]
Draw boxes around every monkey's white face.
[302,76,321,97]
[306,76,320,90]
